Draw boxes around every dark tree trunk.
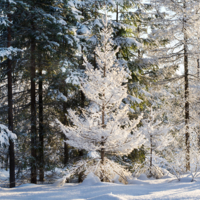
[39,69,44,182]
[63,139,69,165]
[81,91,85,108]
[7,4,15,188]
[183,1,190,171]
[184,35,190,171]
[30,27,37,183]
[78,90,85,159]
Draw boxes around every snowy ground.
[1,174,200,200]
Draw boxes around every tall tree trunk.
[30,26,37,183]
[78,1,86,175]
[39,69,44,182]
[184,33,190,171]
[93,0,97,68]
[183,1,190,171]
[7,3,15,188]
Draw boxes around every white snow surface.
[1,174,200,199]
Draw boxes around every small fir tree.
[139,109,171,178]
[57,16,144,183]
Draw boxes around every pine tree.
[0,0,22,188]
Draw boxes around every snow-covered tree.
[139,109,172,177]
[57,16,144,182]
[150,0,200,171]
[0,0,21,62]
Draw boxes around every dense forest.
[1,0,200,188]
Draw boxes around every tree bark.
[30,25,37,183]
[7,3,15,188]
[39,69,44,182]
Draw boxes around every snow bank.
[1,174,200,199]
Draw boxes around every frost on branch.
[56,16,144,183]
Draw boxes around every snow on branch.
[0,124,17,146]
[0,47,21,62]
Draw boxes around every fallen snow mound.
[137,174,148,180]
[81,172,101,186]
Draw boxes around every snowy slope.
[0,175,200,200]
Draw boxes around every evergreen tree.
[57,17,144,182]
[0,0,79,183]
[139,109,171,177]
[0,0,22,188]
